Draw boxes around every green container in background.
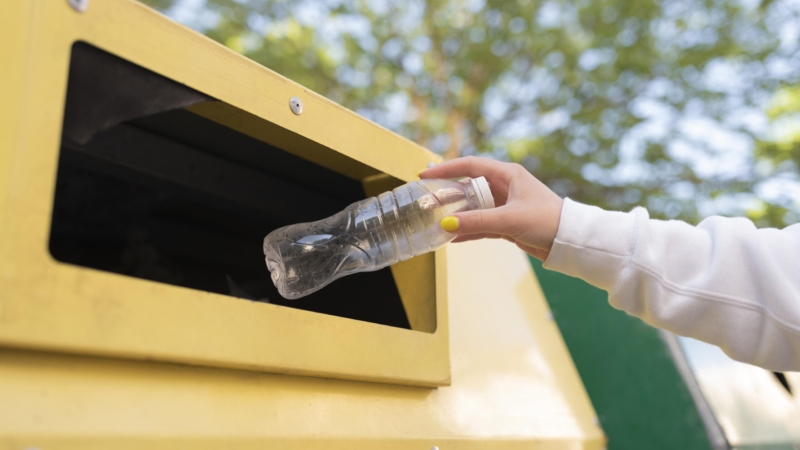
[530,257,712,450]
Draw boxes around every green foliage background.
[139,0,800,227]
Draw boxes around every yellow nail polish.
[440,216,459,232]
[417,170,424,178]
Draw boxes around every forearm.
[544,199,800,371]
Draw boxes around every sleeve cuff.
[542,198,640,291]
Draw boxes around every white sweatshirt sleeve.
[543,198,800,371]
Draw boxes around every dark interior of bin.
[50,42,411,330]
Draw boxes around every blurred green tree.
[139,0,800,227]
[752,83,800,226]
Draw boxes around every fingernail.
[440,216,459,232]
[417,170,424,178]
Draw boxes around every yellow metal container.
[0,0,605,447]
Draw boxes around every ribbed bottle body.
[264,178,486,299]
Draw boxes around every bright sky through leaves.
[141,0,800,228]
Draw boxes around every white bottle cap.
[470,176,495,209]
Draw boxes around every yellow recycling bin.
[0,0,604,447]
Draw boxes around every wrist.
[543,197,564,251]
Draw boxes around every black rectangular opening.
[50,42,411,330]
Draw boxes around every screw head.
[67,0,89,12]
[289,96,303,115]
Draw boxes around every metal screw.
[67,0,89,12]
[432,447,440,450]
[289,96,303,115]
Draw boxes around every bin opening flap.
[63,42,212,145]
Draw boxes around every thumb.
[440,208,511,236]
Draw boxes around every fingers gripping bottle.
[263,177,495,299]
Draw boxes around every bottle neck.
[463,182,484,211]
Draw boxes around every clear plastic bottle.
[263,177,495,299]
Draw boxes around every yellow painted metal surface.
[389,253,438,333]
[0,0,604,446]
[0,240,604,448]
[0,0,448,387]
[0,0,35,250]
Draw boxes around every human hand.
[420,156,564,261]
